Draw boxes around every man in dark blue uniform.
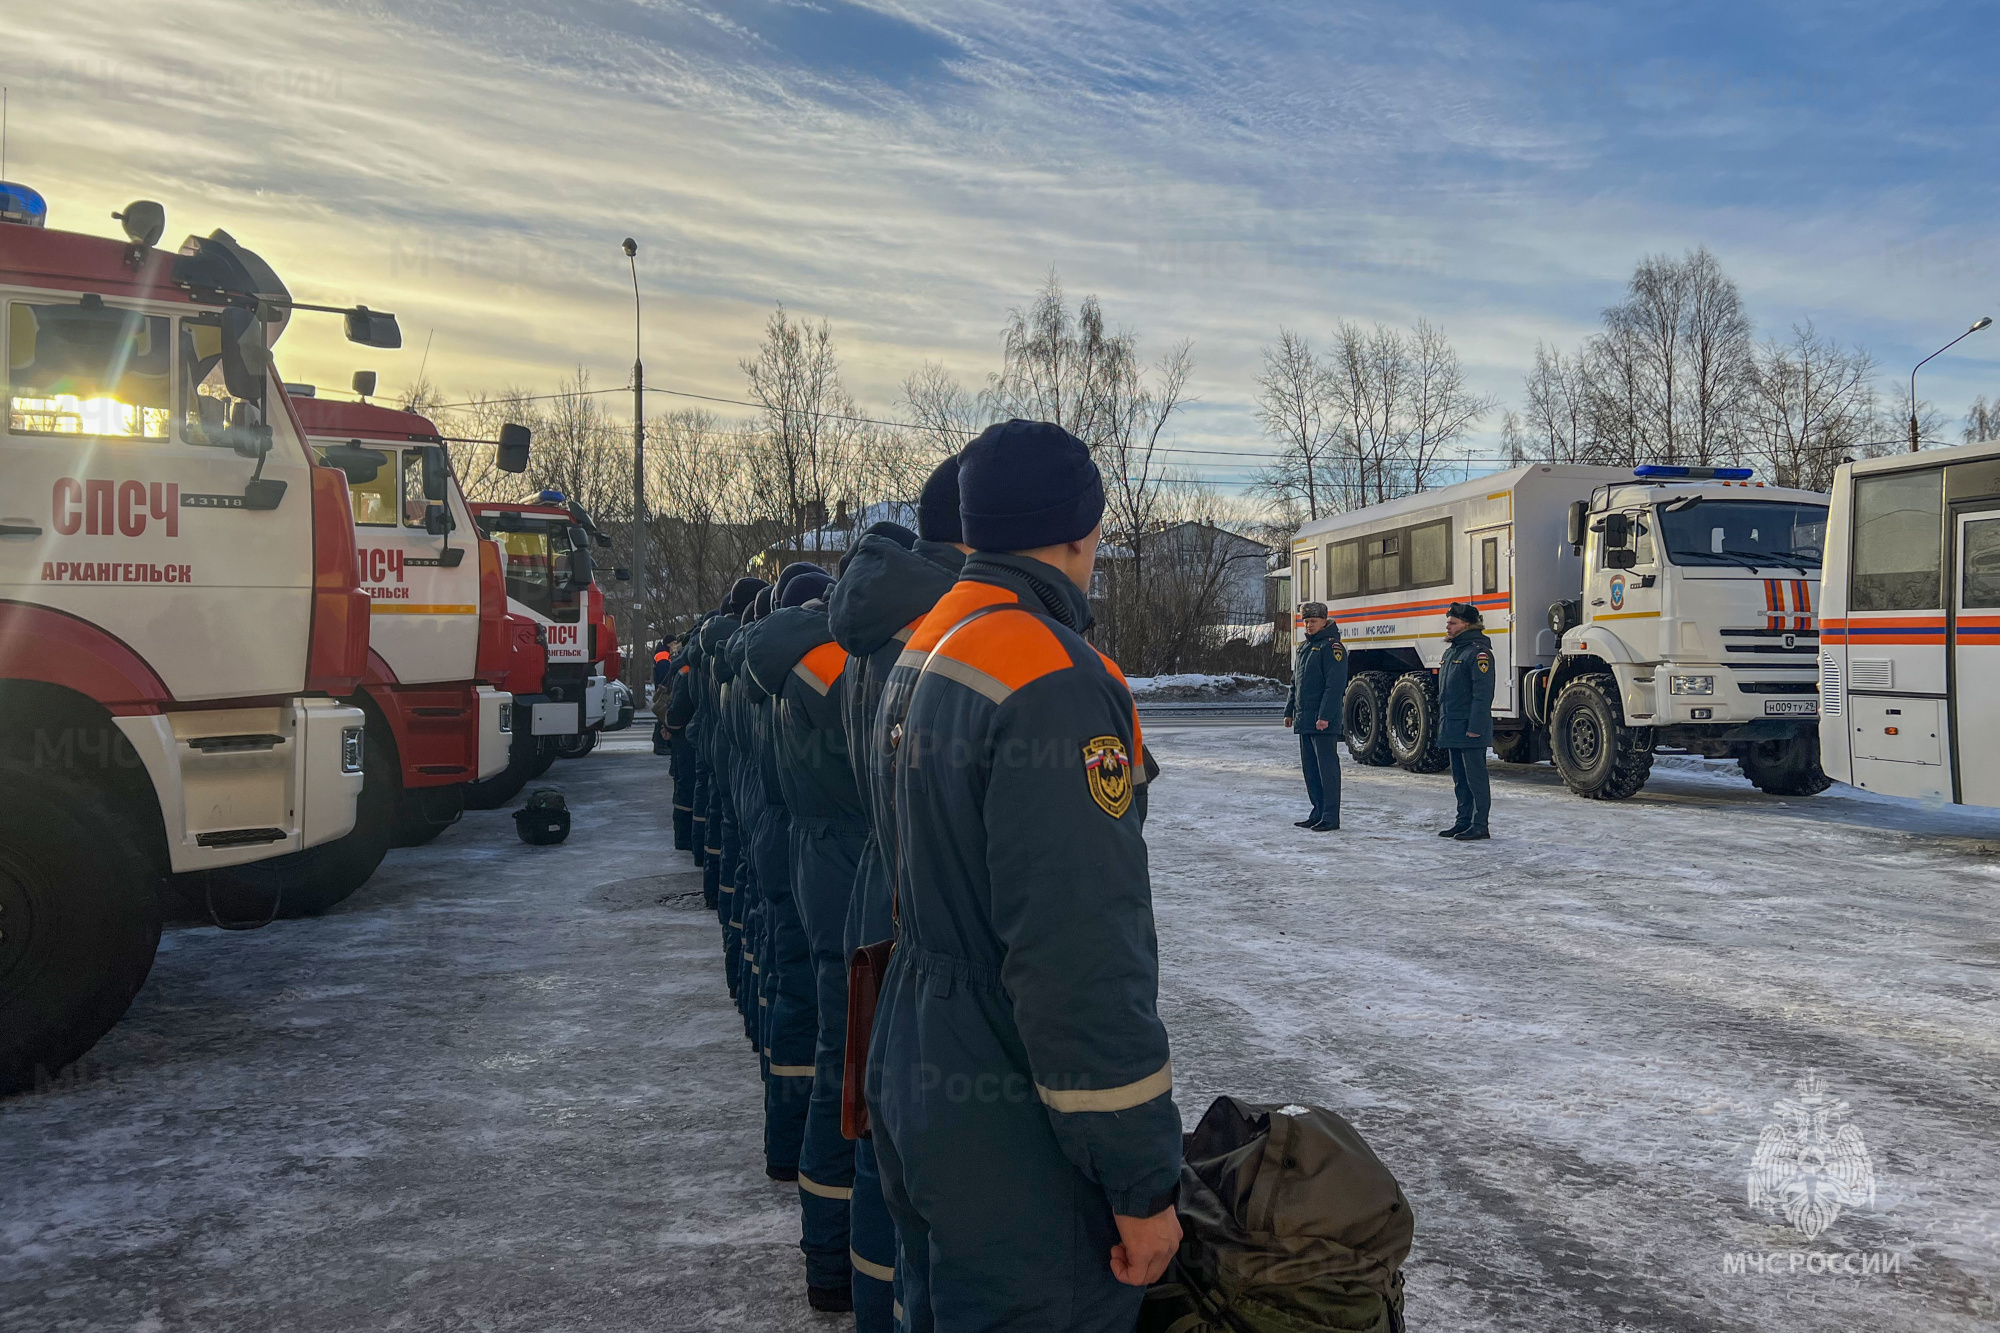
[1437,601,1496,841]
[828,509,954,1332]
[1283,601,1347,832]
[872,421,1182,1332]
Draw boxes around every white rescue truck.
[1291,463,1832,799]
[0,185,390,1090]
[209,394,530,914]
[1819,438,2000,808]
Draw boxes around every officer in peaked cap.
[1284,601,1347,831]
[871,420,1182,1331]
[1437,601,1497,841]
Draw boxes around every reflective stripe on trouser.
[791,817,866,1290]
[671,742,696,851]
[757,804,811,1176]
[872,949,1144,1333]
[850,1137,899,1333]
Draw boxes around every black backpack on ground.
[1139,1096,1413,1333]
[513,789,571,845]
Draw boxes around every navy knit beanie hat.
[917,454,964,544]
[959,419,1104,552]
[724,576,768,616]
[776,561,823,600]
[751,586,774,622]
[781,570,834,608]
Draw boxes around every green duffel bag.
[1139,1096,1414,1333]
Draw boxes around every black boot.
[1294,816,1320,828]
[1309,819,1340,832]
[1454,827,1491,841]
[807,1284,855,1313]
[1438,824,1468,837]
[766,1162,798,1182]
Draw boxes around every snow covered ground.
[1124,673,1286,701]
[3,729,1996,1331]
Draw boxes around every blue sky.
[4,0,1996,491]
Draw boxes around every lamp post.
[1909,316,1993,453]
[622,238,646,679]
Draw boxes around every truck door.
[1586,506,1662,653]
[1951,509,2000,806]
[331,443,479,683]
[1470,527,1513,711]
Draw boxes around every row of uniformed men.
[659,421,1184,1332]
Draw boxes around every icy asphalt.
[4,723,1997,1332]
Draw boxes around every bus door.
[1951,508,2000,805]
[1470,525,1514,710]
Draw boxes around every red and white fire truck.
[211,394,527,912]
[466,493,610,801]
[0,184,391,1090]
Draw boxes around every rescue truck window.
[1634,515,1656,566]
[7,301,171,439]
[1408,519,1451,587]
[1481,537,1499,594]
[1326,542,1359,598]
[314,444,398,526]
[177,313,264,448]
[400,450,429,527]
[1961,518,2000,609]
[1365,533,1400,593]
[1851,474,1942,611]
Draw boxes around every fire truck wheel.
[465,727,538,810]
[1738,734,1833,797]
[553,729,598,761]
[0,762,163,1095]
[1492,727,1544,764]
[527,737,559,779]
[1386,672,1451,773]
[1549,674,1654,800]
[1341,671,1397,767]
[209,729,398,918]
[392,784,465,848]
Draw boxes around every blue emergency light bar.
[1632,465,1754,481]
[534,489,567,504]
[0,182,49,228]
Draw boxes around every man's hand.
[1110,1204,1181,1287]
[1315,719,1330,731]
[1283,717,1293,729]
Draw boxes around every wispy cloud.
[3,0,1995,485]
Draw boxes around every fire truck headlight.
[340,726,365,773]
[498,703,513,734]
[1669,675,1715,696]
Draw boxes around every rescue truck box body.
[1819,438,2000,808]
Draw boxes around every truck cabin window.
[177,312,266,448]
[1657,500,1827,573]
[313,444,399,526]
[483,519,584,623]
[6,300,172,439]
[1851,473,1942,611]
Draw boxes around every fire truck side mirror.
[218,305,268,405]
[1566,500,1588,549]
[343,306,403,349]
[420,445,450,502]
[1599,512,1632,548]
[321,441,387,484]
[496,423,531,474]
[1604,547,1639,570]
[423,505,453,537]
[614,567,632,582]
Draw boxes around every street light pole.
[1909,316,1993,453]
[622,238,646,679]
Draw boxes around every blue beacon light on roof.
[0,182,49,228]
[1632,465,1754,481]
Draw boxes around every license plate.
[1764,699,1818,716]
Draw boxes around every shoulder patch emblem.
[1081,735,1133,818]
[1332,646,1345,660]
[1476,652,1491,673]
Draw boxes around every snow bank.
[1125,673,1286,701]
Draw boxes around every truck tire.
[465,725,538,810]
[0,762,163,1094]
[208,728,397,918]
[1549,674,1654,800]
[1492,727,1546,765]
[553,729,598,761]
[392,783,465,847]
[1342,671,1397,767]
[1386,672,1451,773]
[1738,733,1833,797]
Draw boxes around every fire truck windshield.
[1657,499,1827,572]
[6,300,172,438]
[478,516,584,623]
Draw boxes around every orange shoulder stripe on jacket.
[1094,648,1145,774]
[907,581,1019,653]
[800,640,847,688]
[934,607,1076,692]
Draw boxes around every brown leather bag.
[841,937,893,1139]
[840,604,1012,1141]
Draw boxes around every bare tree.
[1404,319,1498,491]
[1964,395,2000,444]
[1251,329,1338,521]
[901,361,980,458]
[1746,323,1880,492]
[1589,246,1753,465]
[1508,343,1595,463]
